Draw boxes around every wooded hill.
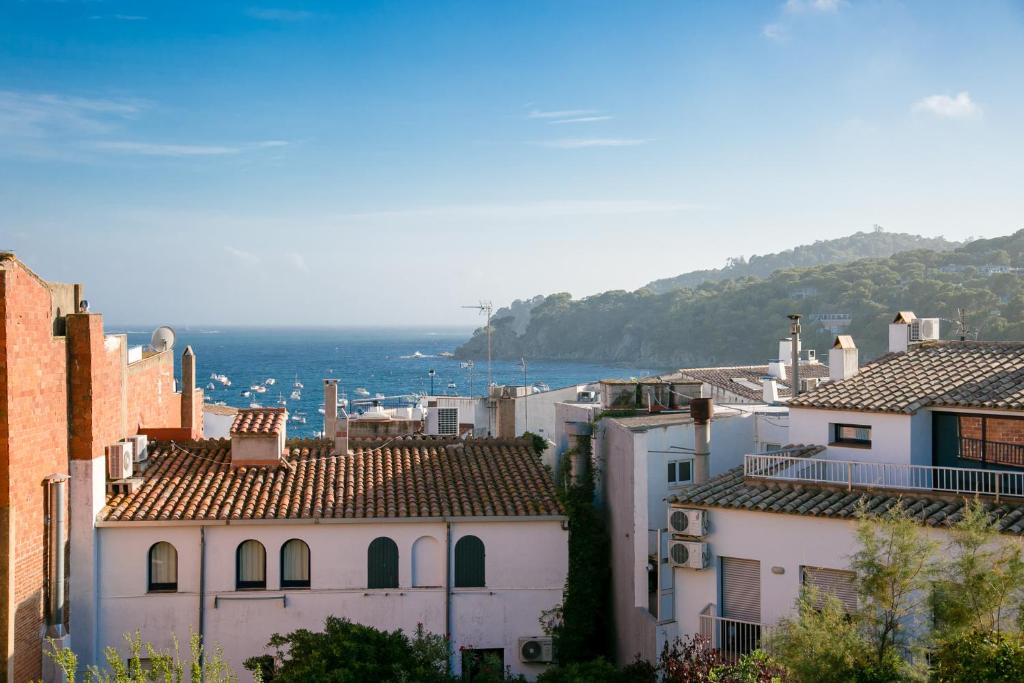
[455,230,1023,368]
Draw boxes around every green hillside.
[455,230,1024,367]
[643,228,960,294]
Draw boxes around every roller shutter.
[721,557,761,622]
[803,566,857,613]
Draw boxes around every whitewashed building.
[669,315,1024,660]
[71,409,568,681]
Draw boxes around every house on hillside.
[669,312,1024,661]
[72,411,568,682]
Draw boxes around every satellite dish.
[150,325,176,352]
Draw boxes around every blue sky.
[1,1,1022,326]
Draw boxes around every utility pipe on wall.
[445,521,453,675]
[199,525,207,682]
[46,474,70,638]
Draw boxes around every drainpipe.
[788,314,802,396]
[199,525,207,682]
[691,398,712,485]
[46,474,69,638]
[445,521,453,675]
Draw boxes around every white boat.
[254,385,267,394]
[249,400,262,408]
[241,390,251,398]
[293,375,304,389]
[447,382,457,390]
[211,373,231,386]
[317,406,326,415]
[374,393,386,400]
[355,387,370,397]
[290,413,307,424]
[290,390,302,400]
[206,383,216,390]
[439,351,455,358]
[277,396,287,406]
[265,378,276,386]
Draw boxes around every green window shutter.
[368,537,399,588]
[454,535,486,588]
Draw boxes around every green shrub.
[930,630,1024,683]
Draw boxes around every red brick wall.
[1,262,70,683]
[958,415,1024,444]
[125,351,180,433]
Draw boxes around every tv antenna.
[953,308,973,341]
[150,325,176,352]
[462,301,493,391]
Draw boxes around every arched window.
[148,542,178,592]
[412,536,442,587]
[454,535,485,588]
[367,537,399,589]
[281,539,311,589]
[236,540,266,590]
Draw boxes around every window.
[720,557,762,656]
[236,540,266,590]
[802,566,857,613]
[148,542,178,592]
[367,537,399,588]
[454,535,486,588]
[280,539,310,589]
[831,423,871,447]
[667,460,693,486]
[763,443,781,453]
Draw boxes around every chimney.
[762,376,780,404]
[181,345,198,437]
[229,408,287,467]
[336,409,350,455]
[889,311,916,354]
[788,315,802,395]
[777,338,798,367]
[691,397,712,485]
[767,360,787,381]
[324,379,339,440]
[829,335,859,382]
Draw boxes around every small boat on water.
[290,413,307,424]
[265,378,276,386]
[290,389,302,401]
[210,373,231,387]
[293,375,304,389]
[249,399,262,408]
[277,395,287,406]
[447,382,457,390]
[254,385,267,394]
[355,387,370,397]
[317,406,326,415]
[374,392,386,400]
[241,390,251,398]
[206,383,216,390]
[439,351,455,358]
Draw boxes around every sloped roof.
[671,464,1024,535]
[673,363,831,402]
[101,436,563,522]
[788,341,1024,414]
[231,408,286,435]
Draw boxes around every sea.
[114,327,658,438]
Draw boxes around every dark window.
[281,539,310,589]
[832,423,871,446]
[236,540,266,590]
[148,542,178,592]
[454,535,486,587]
[667,460,692,485]
[461,648,504,681]
[367,537,399,589]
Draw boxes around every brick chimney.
[181,345,200,438]
[229,408,287,467]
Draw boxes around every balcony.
[744,453,1024,501]
[699,604,772,662]
[959,436,1024,468]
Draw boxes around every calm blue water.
[114,327,657,437]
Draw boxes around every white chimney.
[762,376,780,403]
[777,338,799,366]
[829,335,859,382]
[767,360,787,381]
[691,398,712,485]
[888,311,916,354]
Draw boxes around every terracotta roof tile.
[672,465,1024,535]
[231,408,286,435]
[668,363,831,402]
[101,436,563,522]
[788,341,1024,414]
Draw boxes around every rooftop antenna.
[462,301,493,390]
[954,308,972,342]
[150,325,176,353]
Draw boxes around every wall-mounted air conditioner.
[917,318,940,341]
[123,434,149,463]
[106,442,134,480]
[518,637,553,663]
[669,540,710,570]
[800,377,820,392]
[576,390,597,403]
[668,508,709,537]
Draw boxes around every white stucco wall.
[203,409,236,440]
[93,518,567,681]
[515,386,588,442]
[789,407,926,464]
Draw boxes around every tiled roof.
[788,341,1024,414]
[101,436,564,522]
[671,464,1024,535]
[231,408,286,435]
[671,363,831,402]
[204,404,239,416]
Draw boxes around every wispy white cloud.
[224,246,261,265]
[0,90,145,138]
[538,138,650,149]
[254,140,289,148]
[762,23,788,42]
[287,252,309,272]
[246,7,314,21]
[87,139,290,157]
[549,116,614,124]
[90,14,148,21]
[527,108,600,120]
[784,0,843,14]
[337,200,695,221]
[912,91,982,119]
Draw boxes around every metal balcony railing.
[959,437,1024,468]
[698,604,771,663]
[744,454,1024,500]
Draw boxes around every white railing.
[744,454,1024,500]
[699,604,772,662]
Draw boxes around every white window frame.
[667,459,693,487]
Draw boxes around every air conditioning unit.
[576,390,597,402]
[518,637,553,664]
[800,377,820,392]
[805,349,816,362]
[669,540,710,570]
[123,434,149,463]
[668,508,708,537]
[106,442,134,480]
[917,318,940,341]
